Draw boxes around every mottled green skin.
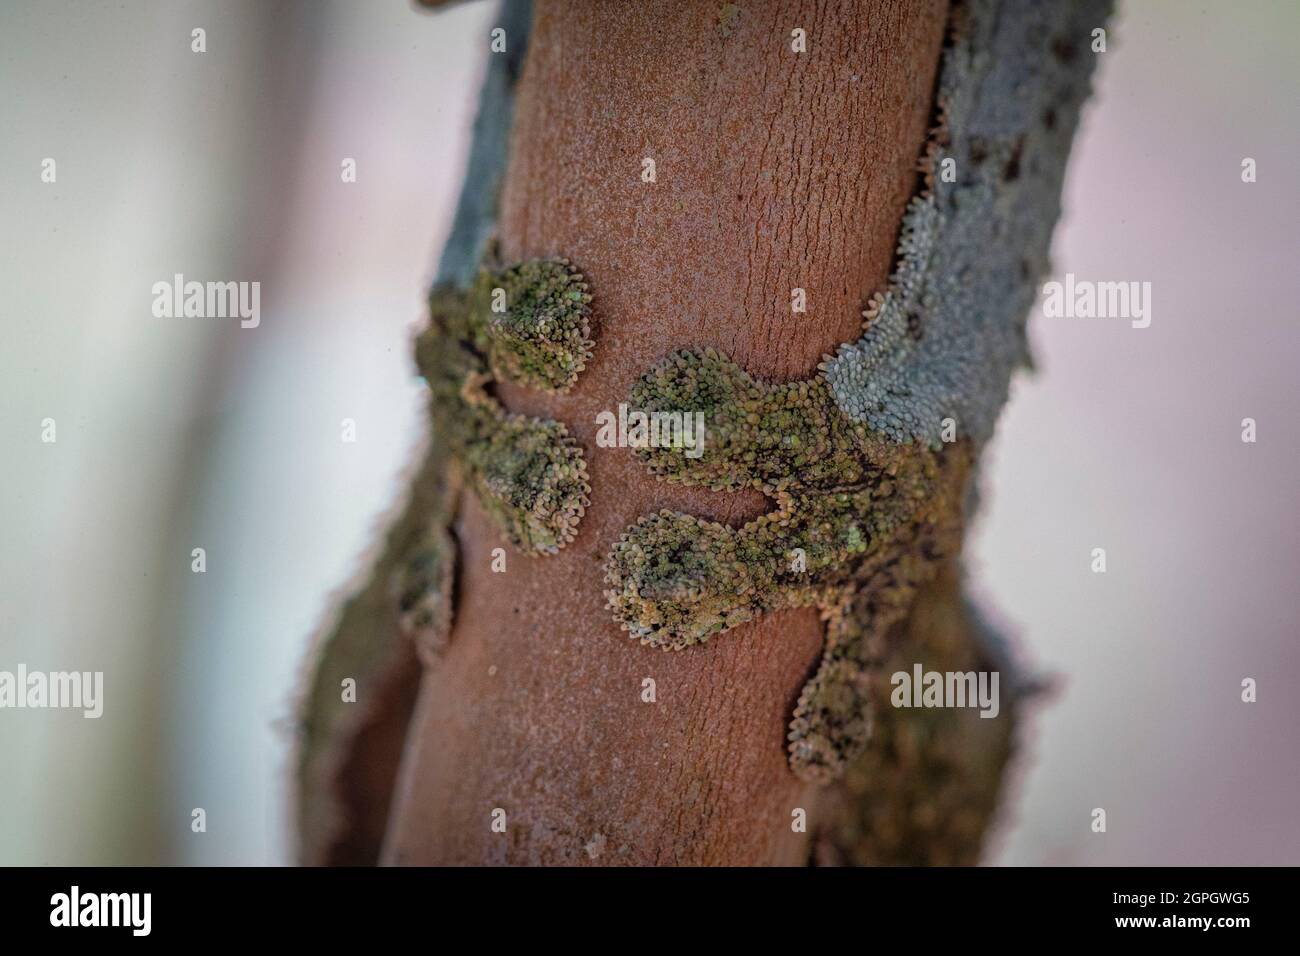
[815,568,1020,866]
[302,0,1106,866]
[415,258,594,556]
[473,259,595,393]
[788,516,970,784]
[393,513,457,662]
[602,0,1109,793]
[299,258,593,862]
[604,348,971,782]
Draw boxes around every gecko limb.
[604,349,971,781]
[416,258,594,555]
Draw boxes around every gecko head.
[603,510,755,649]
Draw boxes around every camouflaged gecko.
[603,351,973,782]
[400,257,596,658]
[300,0,1108,863]
[605,0,1109,784]
[296,256,595,862]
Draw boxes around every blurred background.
[0,0,1295,865]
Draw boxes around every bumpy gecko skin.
[815,566,1021,865]
[824,0,1111,445]
[414,258,594,556]
[607,0,1108,784]
[471,259,595,393]
[604,349,972,782]
[394,517,457,662]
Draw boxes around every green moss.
[604,349,972,781]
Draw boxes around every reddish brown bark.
[384,0,948,865]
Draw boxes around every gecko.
[604,0,1109,783]
[400,256,596,658]
[603,349,973,782]
[299,0,1110,862]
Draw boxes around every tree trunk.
[298,0,1108,866]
